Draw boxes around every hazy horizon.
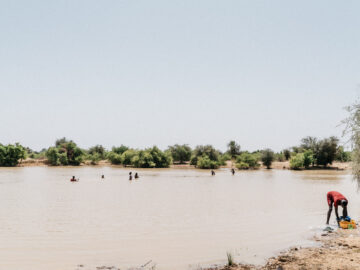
[1,0,359,152]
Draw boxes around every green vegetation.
[261,149,274,169]
[1,136,351,170]
[227,140,241,158]
[290,153,304,170]
[107,146,172,168]
[45,138,85,166]
[235,152,260,169]
[190,145,221,169]
[0,143,26,166]
[226,252,235,266]
[283,149,291,160]
[167,144,192,164]
[343,102,360,179]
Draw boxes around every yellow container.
[339,220,357,229]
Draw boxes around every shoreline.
[206,228,360,270]
[16,159,351,171]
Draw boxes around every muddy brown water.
[0,167,358,270]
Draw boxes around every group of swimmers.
[211,168,236,176]
[128,172,139,180]
[70,172,140,182]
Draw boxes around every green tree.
[46,139,84,166]
[167,144,192,164]
[283,149,291,160]
[107,152,122,165]
[290,153,304,170]
[236,152,260,169]
[121,149,137,166]
[303,150,314,169]
[335,146,352,162]
[112,145,129,155]
[0,143,27,166]
[88,145,107,159]
[314,137,338,167]
[190,145,220,165]
[227,140,241,158]
[45,147,60,166]
[197,155,219,169]
[343,102,360,179]
[261,149,274,169]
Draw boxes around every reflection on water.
[0,167,357,270]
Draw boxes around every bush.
[336,146,352,162]
[191,145,220,166]
[107,152,122,165]
[46,139,85,166]
[167,144,192,164]
[45,147,60,166]
[88,145,107,159]
[121,149,137,166]
[236,152,260,169]
[89,153,101,165]
[290,153,304,170]
[0,143,27,166]
[261,149,274,169]
[112,145,129,155]
[227,140,241,158]
[283,149,291,160]
[303,150,314,169]
[197,155,219,169]
[236,161,249,170]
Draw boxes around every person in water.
[134,173,139,179]
[101,175,105,179]
[211,170,215,176]
[231,168,235,175]
[326,191,348,226]
[129,172,133,181]
[70,176,77,182]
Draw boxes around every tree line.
[0,137,351,169]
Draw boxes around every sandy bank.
[207,228,360,270]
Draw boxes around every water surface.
[0,167,358,270]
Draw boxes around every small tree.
[283,149,291,160]
[290,153,304,170]
[167,144,192,164]
[261,149,274,169]
[227,140,241,158]
[0,143,27,166]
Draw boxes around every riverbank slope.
[209,229,360,270]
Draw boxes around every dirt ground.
[207,229,360,270]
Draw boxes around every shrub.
[261,149,274,169]
[167,144,192,164]
[227,140,241,158]
[46,139,85,166]
[236,152,260,169]
[89,153,101,165]
[290,153,304,170]
[283,149,291,160]
[0,143,27,166]
[303,150,314,169]
[236,161,249,170]
[197,155,219,169]
[191,145,220,166]
[88,145,107,159]
[45,147,60,166]
[121,149,137,166]
[107,152,122,165]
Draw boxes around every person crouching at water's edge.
[326,191,348,227]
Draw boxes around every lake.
[0,167,358,270]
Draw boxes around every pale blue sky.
[1,0,359,152]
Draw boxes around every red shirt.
[327,191,347,207]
